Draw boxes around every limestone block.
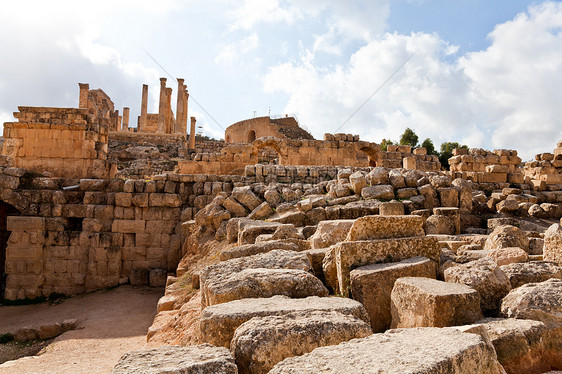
[345,215,424,241]
[500,261,562,289]
[149,268,167,287]
[111,345,237,374]
[438,187,459,207]
[130,268,149,285]
[479,317,555,373]
[367,167,389,185]
[544,223,562,265]
[232,186,263,211]
[444,258,511,314]
[309,219,354,249]
[231,311,372,374]
[111,219,146,233]
[269,327,504,374]
[238,222,281,245]
[485,225,530,252]
[418,183,439,209]
[396,187,418,199]
[131,193,149,208]
[388,169,406,189]
[219,241,299,261]
[264,188,282,207]
[497,199,519,214]
[379,201,405,216]
[351,256,437,332]
[149,193,181,207]
[390,277,483,328]
[487,247,528,266]
[425,214,455,235]
[247,201,273,220]
[202,268,328,308]
[349,171,367,195]
[114,192,132,207]
[7,216,45,231]
[200,249,312,307]
[323,236,440,295]
[199,295,370,348]
[360,185,392,203]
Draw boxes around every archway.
[247,130,256,142]
[0,202,18,300]
[359,146,380,167]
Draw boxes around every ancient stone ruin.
[0,82,561,373]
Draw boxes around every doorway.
[0,202,18,300]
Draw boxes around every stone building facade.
[224,116,314,143]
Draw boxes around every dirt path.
[0,285,163,374]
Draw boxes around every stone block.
[323,236,440,295]
[149,193,181,207]
[379,201,405,216]
[232,186,263,211]
[111,219,146,233]
[114,192,132,207]
[350,256,437,332]
[6,216,45,231]
[199,295,370,348]
[111,345,237,374]
[309,219,354,249]
[345,215,424,241]
[268,327,504,374]
[219,240,299,261]
[438,187,459,207]
[544,223,562,266]
[149,268,167,287]
[390,277,483,328]
[500,261,562,289]
[361,184,394,200]
[231,311,372,374]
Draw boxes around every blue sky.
[1,0,561,160]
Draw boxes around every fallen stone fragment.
[544,223,562,266]
[350,256,437,332]
[268,327,505,374]
[444,257,511,315]
[199,295,370,348]
[219,241,299,261]
[309,219,354,249]
[500,261,562,289]
[345,215,424,241]
[390,277,482,328]
[111,344,237,374]
[231,310,372,374]
[200,249,312,308]
[487,247,528,266]
[484,225,529,252]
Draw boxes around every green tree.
[399,128,419,148]
[380,138,394,151]
[421,138,437,155]
[439,142,468,169]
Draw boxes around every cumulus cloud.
[215,33,260,67]
[263,2,562,160]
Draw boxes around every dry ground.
[0,285,163,374]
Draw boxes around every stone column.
[157,78,167,133]
[122,107,130,132]
[114,109,120,131]
[165,87,173,134]
[78,83,89,109]
[117,115,122,132]
[175,78,184,134]
[182,86,189,135]
[139,84,148,132]
[189,117,196,149]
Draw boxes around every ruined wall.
[448,148,523,184]
[225,116,313,143]
[1,107,112,179]
[381,144,441,171]
[0,169,244,300]
[524,141,562,187]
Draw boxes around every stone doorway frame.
[0,202,18,301]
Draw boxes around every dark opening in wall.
[67,217,84,232]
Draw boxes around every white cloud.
[215,33,259,67]
[263,2,562,160]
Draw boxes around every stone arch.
[247,130,256,142]
[359,145,381,167]
[0,201,19,300]
[252,137,287,164]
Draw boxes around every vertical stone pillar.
[139,84,148,132]
[165,87,173,134]
[189,117,196,149]
[79,83,89,109]
[182,86,189,135]
[115,109,120,131]
[175,78,184,134]
[157,78,167,133]
[122,107,130,132]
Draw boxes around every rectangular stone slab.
[199,295,370,348]
[345,215,424,241]
[329,236,440,295]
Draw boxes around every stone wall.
[380,144,440,171]
[1,107,113,179]
[225,116,313,143]
[448,148,523,184]
[524,140,562,187]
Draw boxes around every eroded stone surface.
[390,277,483,328]
[111,344,237,374]
[444,257,511,315]
[219,241,299,261]
[350,256,437,332]
[500,261,562,289]
[485,225,530,252]
[231,310,372,374]
[268,327,505,374]
[199,295,370,348]
[544,224,562,266]
[309,219,354,249]
[345,215,425,241]
[487,247,529,266]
